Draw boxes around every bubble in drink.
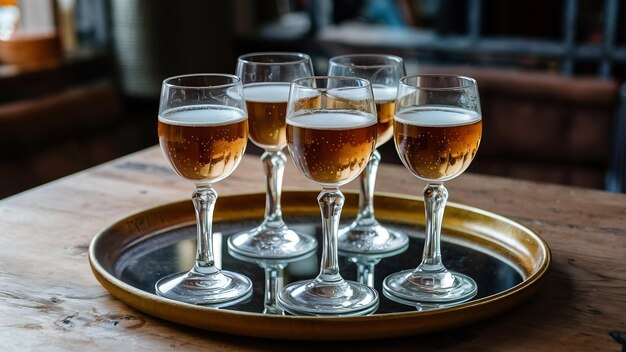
[158,105,248,184]
[287,110,377,187]
[243,83,290,151]
[394,106,482,182]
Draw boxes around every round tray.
[88,190,550,340]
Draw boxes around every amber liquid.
[372,85,397,148]
[394,107,482,182]
[158,105,248,184]
[244,83,289,151]
[287,111,377,187]
[374,99,395,147]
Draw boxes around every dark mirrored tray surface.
[89,191,550,340]
[116,217,523,314]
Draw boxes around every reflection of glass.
[277,76,379,316]
[340,243,408,287]
[155,74,252,306]
[383,75,482,307]
[260,262,285,315]
[229,249,315,315]
[228,52,317,260]
[328,54,409,255]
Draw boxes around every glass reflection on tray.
[116,216,522,314]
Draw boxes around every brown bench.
[0,81,122,198]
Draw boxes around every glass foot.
[228,225,317,259]
[338,222,409,255]
[277,279,379,316]
[383,269,477,306]
[155,269,252,306]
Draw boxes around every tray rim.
[88,189,551,340]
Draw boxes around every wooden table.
[1,146,625,351]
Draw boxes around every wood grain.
[0,146,624,351]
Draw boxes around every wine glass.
[327,54,409,255]
[277,76,379,316]
[383,74,482,307]
[228,52,317,260]
[155,73,252,305]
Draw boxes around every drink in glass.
[158,106,248,183]
[394,106,482,181]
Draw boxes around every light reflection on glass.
[175,239,195,272]
[173,232,223,272]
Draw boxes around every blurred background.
[0,0,624,199]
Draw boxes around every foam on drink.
[288,110,376,129]
[244,83,290,103]
[158,105,247,126]
[394,106,481,127]
[372,85,397,102]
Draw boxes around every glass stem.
[261,151,287,228]
[316,189,345,283]
[356,263,376,287]
[261,263,284,314]
[355,149,381,226]
[417,184,448,273]
[191,186,218,274]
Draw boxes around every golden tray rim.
[88,189,551,340]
